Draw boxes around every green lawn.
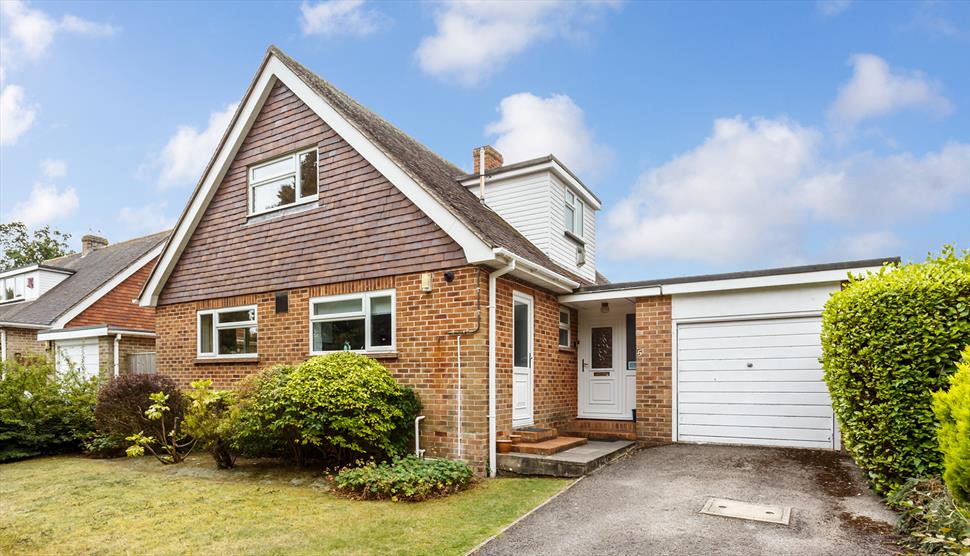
[0,455,569,555]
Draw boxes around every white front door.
[579,312,635,420]
[512,292,534,427]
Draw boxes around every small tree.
[0,222,72,271]
[125,392,195,464]
[183,379,237,469]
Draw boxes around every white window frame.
[564,188,584,238]
[308,289,396,355]
[197,305,258,359]
[248,147,318,216]
[1,275,25,303]
[558,307,571,348]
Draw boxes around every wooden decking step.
[512,436,587,456]
[514,426,558,443]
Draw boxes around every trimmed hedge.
[933,347,970,507]
[333,456,473,501]
[821,247,970,495]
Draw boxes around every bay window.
[249,147,318,215]
[198,306,258,358]
[309,290,395,353]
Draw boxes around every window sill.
[245,198,320,226]
[564,230,585,246]
[309,351,398,359]
[194,356,259,365]
[558,346,575,352]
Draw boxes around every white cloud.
[157,103,238,188]
[485,92,612,176]
[831,231,900,260]
[41,158,66,179]
[816,0,851,17]
[0,84,37,145]
[9,182,79,227]
[828,54,952,126]
[118,202,176,233]
[299,0,388,38]
[59,14,118,37]
[602,116,970,265]
[0,0,118,67]
[416,0,620,87]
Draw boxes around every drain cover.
[700,497,791,525]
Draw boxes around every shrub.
[183,379,237,469]
[888,478,970,554]
[821,247,970,495]
[333,457,473,501]
[0,358,98,462]
[95,373,184,438]
[125,391,195,464]
[82,431,127,458]
[232,354,421,466]
[933,347,970,507]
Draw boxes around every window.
[309,290,395,353]
[198,306,258,358]
[558,308,570,348]
[248,148,318,215]
[564,188,583,238]
[0,274,25,302]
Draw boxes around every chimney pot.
[473,145,503,174]
[81,234,108,256]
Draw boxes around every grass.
[0,454,570,555]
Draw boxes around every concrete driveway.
[477,444,899,556]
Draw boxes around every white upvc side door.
[511,292,534,427]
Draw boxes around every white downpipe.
[414,415,426,457]
[488,258,516,477]
[1,329,6,363]
[113,334,121,378]
[456,335,463,459]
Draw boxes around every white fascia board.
[140,55,494,307]
[38,326,156,341]
[0,264,73,280]
[493,248,580,293]
[461,161,601,210]
[659,265,885,295]
[54,243,164,328]
[559,286,662,304]
[0,321,50,330]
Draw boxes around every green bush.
[0,358,98,462]
[933,347,970,507]
[888,478,970,554]
[333,456,473,501]
[233,354,421,466]
[821,247,970,495]
[183,379,237,469]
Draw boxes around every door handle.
[581,358,588,372]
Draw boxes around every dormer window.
[1,275,25,302]
[249,147,318,215]
[564,189,584,239]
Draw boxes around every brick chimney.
[81,234,108,256]
[473,145,503,174]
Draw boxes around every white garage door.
[55,338,100,379]
[676,317,835,449]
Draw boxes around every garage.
[54,338,100,379]
[675,316,835,449]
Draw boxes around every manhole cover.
[700,497,792,525]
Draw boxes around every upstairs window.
[249,148,318,215]
[0,275,25,302]
[309,290,395,353]
[564,189,584,238]
[198,306,258,358]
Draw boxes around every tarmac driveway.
[477,444,899,556]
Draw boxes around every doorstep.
[497,440,636,478]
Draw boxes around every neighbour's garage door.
[55,338,100,379]
[676,317,835,449]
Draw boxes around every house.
[137,46,896,475]
[0,231,167,378]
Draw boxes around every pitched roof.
[0,231,168,327]
[269,47,588,285]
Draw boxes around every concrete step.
[514,426,558,443]
[498,440,637,477]
[512,436,587,456]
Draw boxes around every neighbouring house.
[0,231,167,378]
[137,46,897,475]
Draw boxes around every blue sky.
[1,0,968,282]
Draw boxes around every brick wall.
[634,295,673,444]
[156,266,491,471]
[1,327,47,363]
[67,258,157,330]
[96,335,156,379]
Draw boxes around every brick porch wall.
[97,335,156,379]
[155,266,491,472]
[1,327,47,363]
[634,295,673,444]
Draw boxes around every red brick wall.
[96,335,156,379]
[67,258,157,330]
[634,295,673,444]
[155,266,491,471]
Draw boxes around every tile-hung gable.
[139,46,584,308]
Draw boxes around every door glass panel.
[591,327,612,369]
[513,302,529,367]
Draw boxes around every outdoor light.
[600,302,610,314]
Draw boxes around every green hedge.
[933,347,970,506]
[333,456,473,501]
[821,247,970,495]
